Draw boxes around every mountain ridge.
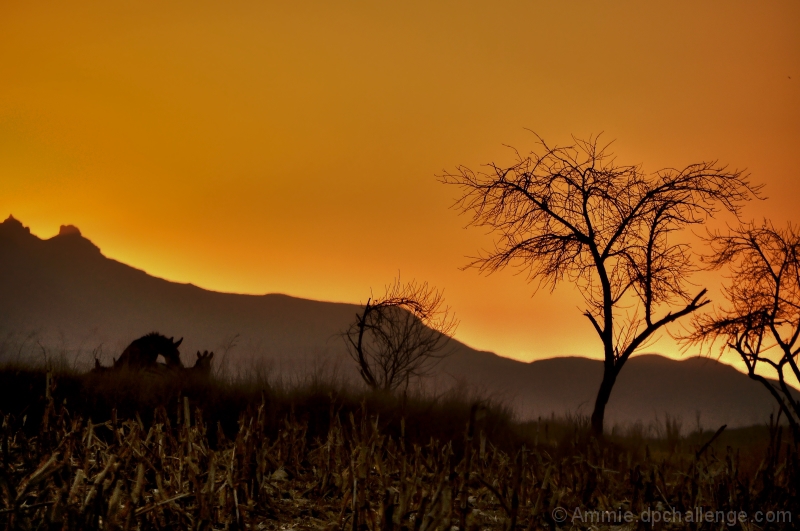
[1,215,796,429]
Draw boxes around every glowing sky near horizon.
[1,1,798,371]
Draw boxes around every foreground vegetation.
[0,367,798,530]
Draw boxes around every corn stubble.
[1,394,798,530]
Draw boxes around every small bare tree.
[344,278,458,391]
[441,134,760,436]
[684,221,800,438]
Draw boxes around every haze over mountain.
[1,215,796,429]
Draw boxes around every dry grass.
[0,369,798,530]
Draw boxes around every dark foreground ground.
[0,366,798,530]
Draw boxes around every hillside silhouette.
[1,215,796,428]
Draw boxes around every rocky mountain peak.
[58,224,82,237]
[1,214,31,234]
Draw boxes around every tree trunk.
[590,367,618,437]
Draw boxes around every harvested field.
[0,370,798,530]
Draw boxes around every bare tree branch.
[343,277,458,391]
[441,133,761,435]
[683,221,800,439]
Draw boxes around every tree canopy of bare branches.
[684,221,800,438]
[344,278,458,391]
[441,134,761,435]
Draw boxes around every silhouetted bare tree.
[684,221,800,438]
[441,134,760,436]
[344,278,458,391]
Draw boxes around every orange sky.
[1,1,799,370]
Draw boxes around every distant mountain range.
[1,215,796,429]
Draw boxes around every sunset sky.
[1,1,798,369]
